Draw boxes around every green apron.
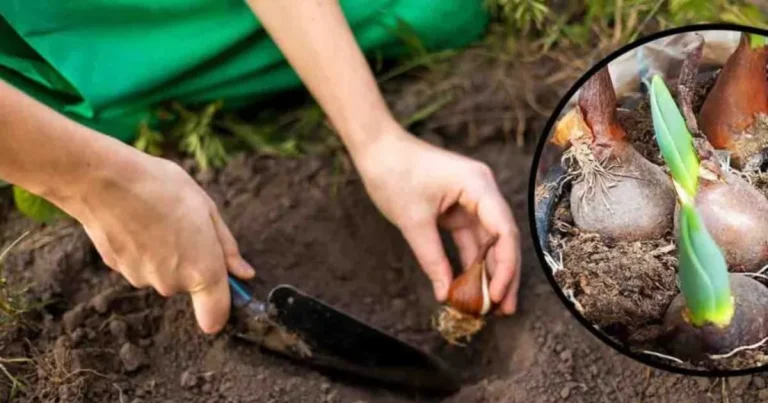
[0,1,488,143]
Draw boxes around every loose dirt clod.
[62,304,88,334]
[89,287,125,314]
[180,369,198,389]
[108,319,128,341]
[119,343,146,373]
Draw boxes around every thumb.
[401,221,453,301]
[190,274,231,334]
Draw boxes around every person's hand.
[352,123,521,314]
[54,149,255,334]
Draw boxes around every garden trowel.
[227,276,461,394]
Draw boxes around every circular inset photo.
[531,25,768,374]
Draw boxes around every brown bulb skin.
[691,170,768,272]
[700,33,768,169]
[446,263,485,316]
[571,142,676,242]
[445,236,498,316]
[578,67,627,155]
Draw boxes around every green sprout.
[650,75,698,199]
[749,33,768,49]
[650,75,734,327]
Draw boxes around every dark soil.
[7,144,768,403]
[3,40,768,403]
[547,67,768,371]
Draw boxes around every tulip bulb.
[445,239,494,316]
[559,67,676,241]
[699,33,768,170]
[434,235,498,346]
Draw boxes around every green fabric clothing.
[0,1,488,143]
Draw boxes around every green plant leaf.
[677,204,733,327]
[133,121,165,156]
[650,75,699,199]
[12,186,65,224]
[219,116,301,157]
[170,101,230,171]
[750,33,768,49]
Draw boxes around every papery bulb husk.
[434,236,498,345]
[552,68,626,153]
[680,169,768,272]
[445,260,491,315]
[662,274,768,362]
[577,67,627,152]
[552,108,588,148]
[700,33,768,170]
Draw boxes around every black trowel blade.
[267,285,461,394]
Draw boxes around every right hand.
[352,124,521,314]
[54,148,254,334]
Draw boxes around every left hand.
[351,123,521,314]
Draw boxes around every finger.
[210,210,255,280]
[451,227,479,268]
[82,225,119,270]
[475,192,520,304]
[500,263,522,314]
[401,221,453,302]
[189,274,231,334]
[147,267,181,298]
[118,267,150,289]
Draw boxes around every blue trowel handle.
[228,275,267,316]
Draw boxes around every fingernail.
[508,301,518,315]
[241,260,256,277]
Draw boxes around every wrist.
[341,113,405,162]
[42,134,149,211]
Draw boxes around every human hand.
[54,148,254,334]
[352,123,521,314]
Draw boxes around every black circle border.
[527,22,768,377]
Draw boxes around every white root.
[546,251,584,314]
[708,336,768,360]
[562,289,584,314]
[640,350,684,364]
[544,251,564,274]
[561,143,618,212]
[0,231,30,262]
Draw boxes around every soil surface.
[546,67,768,372]
[3,40,768,403]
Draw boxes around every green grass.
[0,232,37,400]
[133,101,329,172]
[484,0,767,54]
[0,231,36,331]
